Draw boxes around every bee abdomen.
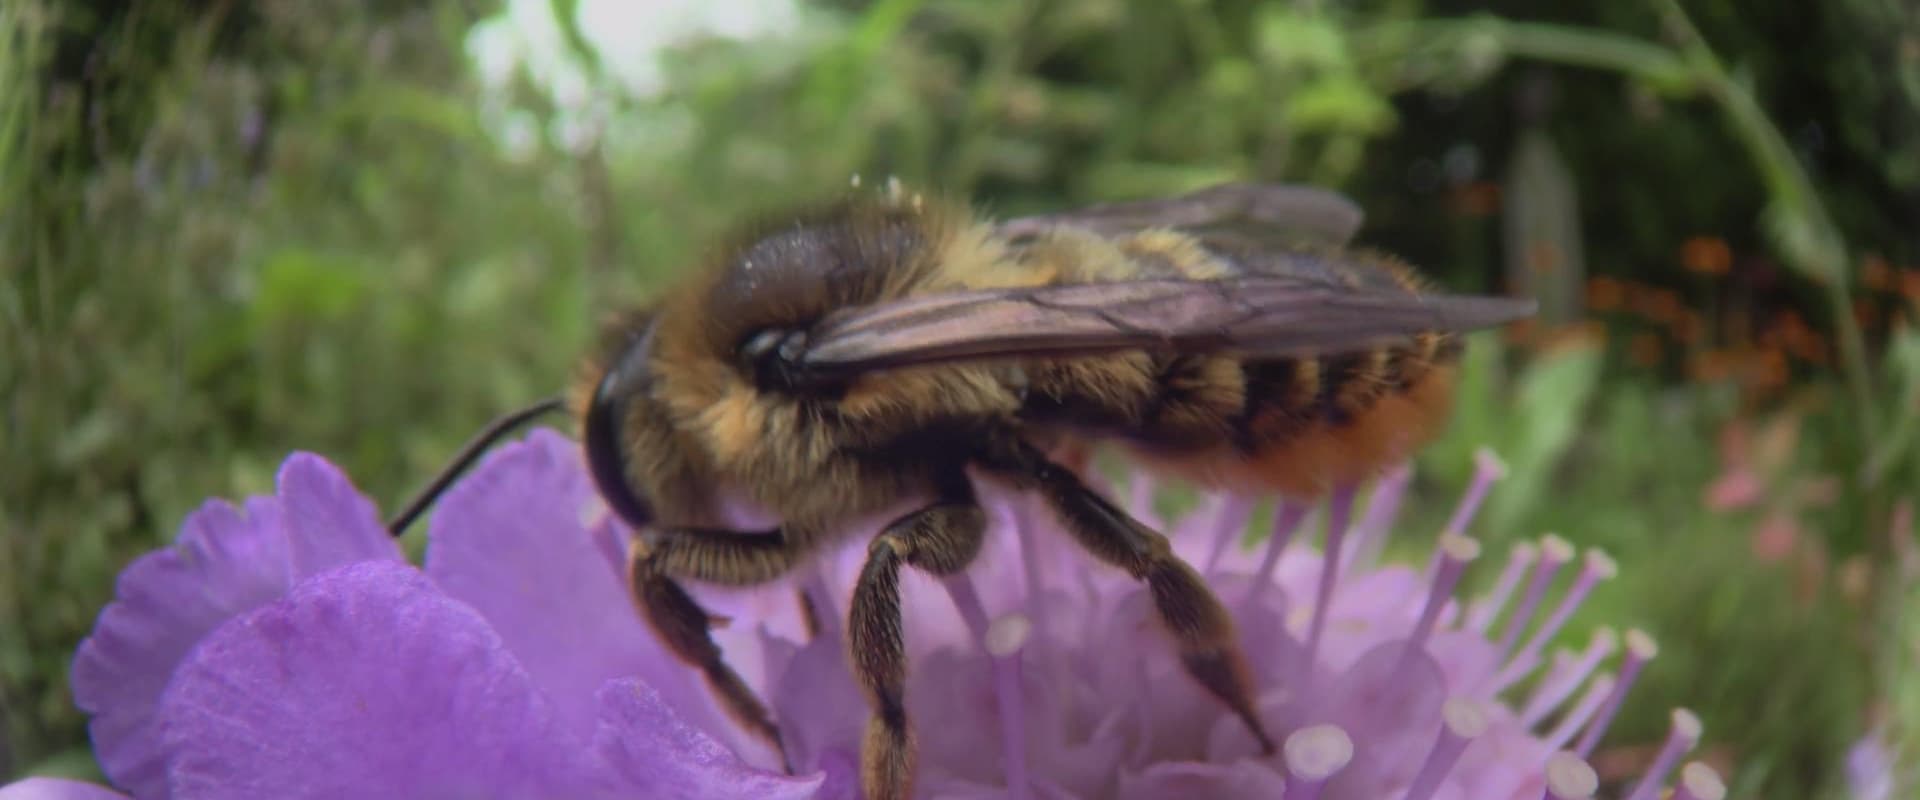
[1135,331,1462,498]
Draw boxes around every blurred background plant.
[3,0,1915,796]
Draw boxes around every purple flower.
[22,432,819,800]
[1847,726,1902,800]
[8,432,1722,799]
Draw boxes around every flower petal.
[277,453,403,574]
[805,750,862,800]
[768,635,866,779]
[1115,760,1289,800]
[70,497,292,799]
[592,678,823,800]
[424,430,739,748]
[906,645,1008,786]
[0,778,131,800]
[71,453,399,799]
[1315,642,1448,798]
[157,561,598,800]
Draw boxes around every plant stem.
[1364,9,1881,448]
[1647,0,1878,443]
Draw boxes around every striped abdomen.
[1016,229,1468,498]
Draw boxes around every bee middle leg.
[977,436,1276,754]
[849,501,988,800]
[628,529,799,760]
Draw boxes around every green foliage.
[1603,523,1874,800]
[1423,334,1606,540]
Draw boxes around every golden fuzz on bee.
[574,190,1475,532]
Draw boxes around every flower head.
[29,432,819,800]
[10,432,1720,799]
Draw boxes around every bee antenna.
[385,397,567,536]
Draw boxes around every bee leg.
[628,530,799,765]
[849,502,988,800]
[977,436,1276,755]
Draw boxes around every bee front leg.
[849,502,988,800]
[976,436,1276,755]
[628,529,799,762]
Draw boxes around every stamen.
[985,613,1034,800]
[1467,540,1538,633]
[1444,448,1507,537]
[1283,724,1353,800]
[1342,463,1413,573]
[1410,534,1481,651]
[1304,485,1359,675]
[942,572,991,643]
[1495,535,1575,662]
[1543,673,1615,751]
[1011,495,1047,619]
[1202,494,1258,576]
[1244,502,1310,608]
[1520,627,1618,728]
[1008,494,1078,694]
[1670,762,1727,800]
[1488,548,1617,694]
[1573,629,1658,757]
[1541,751,1599,799]
[1623,709,1703,800]
[801,568,841,640]
[984,613,1033,657]
[1401,698,1488,800]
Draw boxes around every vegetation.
[4,0,1914,796]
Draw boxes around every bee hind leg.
[849,501,988,800]
[977,436,1276,755]
[628,529,800,768]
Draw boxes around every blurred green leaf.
[1282,73,1396,136]
[1864,326,1920,486]
[1486,341,1604,537]
[1255,9,1348,72]
[252,250,369,325]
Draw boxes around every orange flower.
[1670,309,1704,344]
[1862,254,1894,290]
[1752,348,1789,392]
[1689,349,1746,383]
[1586,276,1624,311]
[1630,332,1664,367]
[1680,236,1732,276]
[1855,298,1881,330]
[1452,181,1502,217]
[1645,290,1684,326]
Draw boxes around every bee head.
[583,317,659,530]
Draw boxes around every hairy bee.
[391,183,1533,800]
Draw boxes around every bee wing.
[796,274,1536,376]
[996,183,1365,248]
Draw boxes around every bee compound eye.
[584,337,657,531]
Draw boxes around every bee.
[388,182,1534,800]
